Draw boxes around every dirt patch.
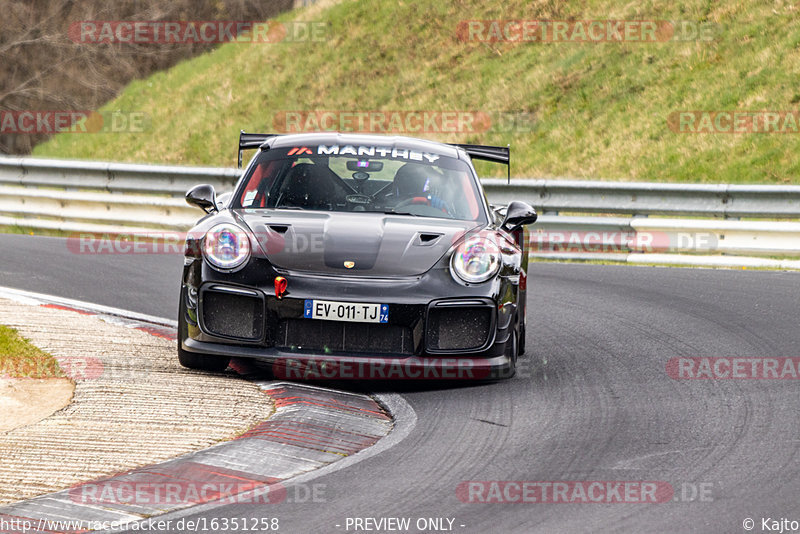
[0,378,74,432]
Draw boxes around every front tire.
[501,327,518,379]
[177,292,230,372]
[517,298,527,356]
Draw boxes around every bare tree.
[0,0,294,154]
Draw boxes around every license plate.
[304,299,388,323]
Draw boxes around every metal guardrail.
[0,156,239,196]
[481,179,800,219]
[3,157,800,217]
[0,157,238,231]
[532,215,800,255]
[1,156,800,268]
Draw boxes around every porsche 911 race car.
[178,132,537,379]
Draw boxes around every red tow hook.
[274,276,288,299]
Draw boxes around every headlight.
[203,223,251,270]
[451,236,501,284]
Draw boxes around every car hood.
[238,210,481,276]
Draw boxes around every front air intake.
[426,302,494,352]
[199,286,265,341]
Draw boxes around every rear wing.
[238,132,512,183]
[238,131,280,168]
[449,143,511,184]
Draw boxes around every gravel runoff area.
[0,297,274,505]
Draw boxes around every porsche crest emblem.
[344,260,355,269]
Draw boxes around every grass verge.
[0,225,72,238]
[31,0,800,184]
[0,325,65,379]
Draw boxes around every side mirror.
[502,201,537,231]
[186,184,217,213]
[216,192,232,211]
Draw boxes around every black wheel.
[502,326,518,379]
[178,342,230,372]
[517,312,526,356]
[177,292,230,372]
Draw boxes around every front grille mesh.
[277,319,413,355]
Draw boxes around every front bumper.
[180,257,519,379]
[182,337,513,380]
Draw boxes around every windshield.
[232,145,486,222]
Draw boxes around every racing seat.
[280,163,336,209]
[392,163,452,214]
[392,163,431,199]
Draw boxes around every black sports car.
[179,132,537,379]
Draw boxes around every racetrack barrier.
[2,155,800,267]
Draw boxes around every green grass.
[32,0,800,183]
[0,325,65,379]
[0,225,71,238]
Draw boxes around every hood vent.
[416,232,443,246]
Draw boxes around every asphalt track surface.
[2,232,800,533]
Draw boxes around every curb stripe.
[0,289,397,532]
